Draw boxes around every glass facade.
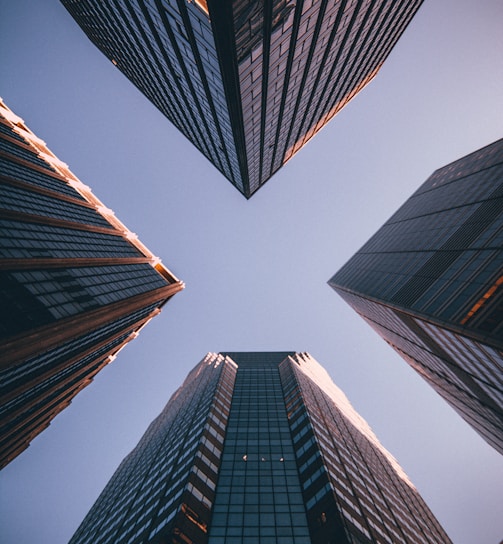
[61,0,423,197]
[209,352,310,543]
[70,353,235,544]
[329,138,503,454]
[69,352,451,543]
[0,99,184,468]
[282,353,449,543]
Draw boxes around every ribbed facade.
[61,0,423,197]
[0,99,184,468]
[329,139,503,454]
[69,352,451,543]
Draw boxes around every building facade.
[61,0,423,198]
[329,139,503,454]
[70,352,451,543]
[0,99,184,468]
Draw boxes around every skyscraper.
[329,139,503,454]
[70,352,451,543]
[61,0,423,198]
[0,99,184,468]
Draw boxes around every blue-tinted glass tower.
[61,0,423,197]
[69,352,451,543]
[329,139,503,454]
[0,99,183,468]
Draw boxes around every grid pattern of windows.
[0,329,132,422]
[68,353,451,543]
[0,303,161,394]
[282,353,451,543]
[70,354,235,544]
[330,139,503,455]
[0,183,112,227]
[61,0,422,197]
[0,302,162,467]
[239,0,423,194]
[209,353,310,543]
[335,291,503,454]
[61,0,243,193]
[0,99,183,468]
[0,155,86,199]
[0,120,26,142]
[0,331,129,452]
[0,219,141,259]
[0,132,60,171]
[0,264,168,337]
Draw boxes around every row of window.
[0,182,112,228]
[0,156,85,200]
[0,131,58,172]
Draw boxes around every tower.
[69,352,451,543]
[60,0,423,197]
[0,99,184,468]
[329,139,503,454]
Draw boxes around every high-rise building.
[0,99,184,468]
[329,139,503,454]
[61,0,423,198]
[70,352,451,543]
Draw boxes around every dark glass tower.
[329,139,503,454]
[61,0,423,198]
[69,352,451,543]
[0,99,184,468]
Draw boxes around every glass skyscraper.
[69,352,451,543]
[0,99,184,468]
[329,139,503,454]
[61,0,423,198]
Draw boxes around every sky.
[0,0,502,542]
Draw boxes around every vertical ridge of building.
[206,0,250,195]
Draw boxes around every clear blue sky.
[1,1,502,542]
